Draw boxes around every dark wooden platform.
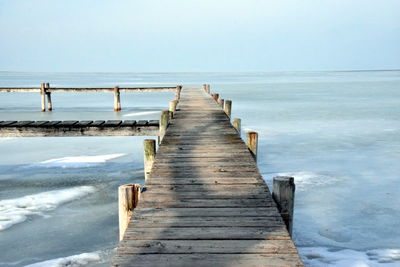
[112,88,304,266]
[0,120,159,137]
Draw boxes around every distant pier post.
[272,176,295,237]
[159,109,169,144]
[246,131,258,161]
[144,139,156,180]
[203,84,207,92]
[217,98,224,108]
[175,85,182,101]
[40,82,46,112]
[118,184,141,241]
[169,100,178,118]
[212,93,219,102]
[224,100,232,118]
[114,86,121,111]
[233,118,241,135]
[205,84,211,94]
[45,83,52,111]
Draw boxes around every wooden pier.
[113,87,303,266]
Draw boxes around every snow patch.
[28,154,126,168]
[0,186,95,231]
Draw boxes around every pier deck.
[112,88,303,266]
[0,120,159,137]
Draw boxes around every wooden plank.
[42,121,62,127]
[9,121,34,127]
[137,198,276,208]
[148,120,159,126]
[120,120,136,126]
[0,121,17,126]
[136,120,149,126]
[58,120,78,127]
[112,254,303,267]
[123,227,289,240]
[30,121,49,127]
[117,240,297,254]
[104,120,122,127]
[132,207,281,217]
[77,120,93,126]
[91,120,105,126]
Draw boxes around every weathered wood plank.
[117,240,297,254]
[112,254,303,267]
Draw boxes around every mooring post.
[144,139,156,180]
[246,131,258,161]
[114,86,121,111]
[224,100,232,118]
[272,176,295,237]
[159,109,169,144]
[118,183,140,241]
[203,84,207,92]
[212,93,219,102]
[233,118,241,135]
[169,100,178,118]
[217,98,224,108]
[175,85,182,101]
[206,84,211,94]
[40,82,46,112]
[45,82,52,111]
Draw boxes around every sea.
[0,71,399,266]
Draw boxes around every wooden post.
[144,139,156,180]
[159,109,169,144]
[246,131,258,161]
[206,84,211,94]
[169,100,178,118]
[272,176,295,237]
[45,83,52,111]
[175,85,182,101]
[212,93,219,102]
[114,86,121,111]
[224,100,232,118]
[203,84,207,92]
[118,184,140,241]
[233,118,241,135]
[40,83,46,112]
[217,98,224,108]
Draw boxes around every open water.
[0,71,399,266]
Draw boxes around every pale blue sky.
[0,0,399,72]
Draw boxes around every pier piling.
[175,85,182,101]
[233,118,241,135]
[273,176,295,237]
[224,100,232,118]
[40,83,46,112]
[114,86,121,111]
[45,83,52,111]
[118,184,140,241]
[246,131,258,161]
[169,100,178,118]
[159,110,169,144]
[144,139,156,180]
[212,93,219,102]
[217,98,224,108]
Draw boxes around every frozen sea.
[0,71,399,266]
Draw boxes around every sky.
[0,0,399,72]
